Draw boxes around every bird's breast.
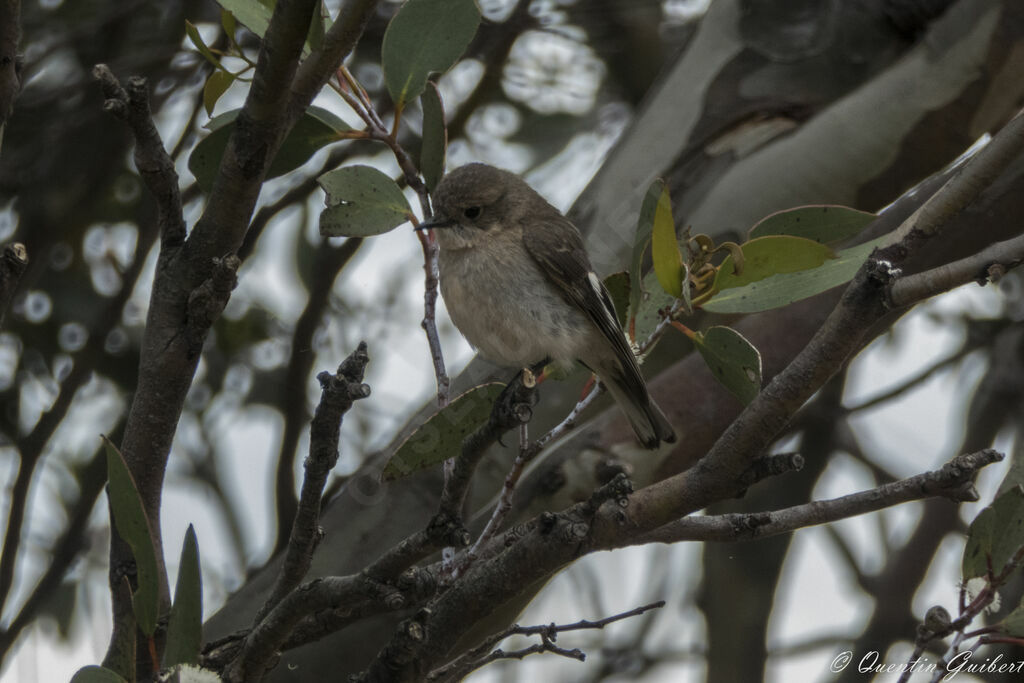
[438,244,587,368]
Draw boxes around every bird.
[417,163,675,449]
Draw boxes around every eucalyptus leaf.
[703,237,883,314]
[631,270,675,345]
[216,0,273,39]
[185,21,223,70]
[602,271,630,328]
[164,525,203,668]
[189,105,350,192]
[202,70,235,117]
[650,184,682,298]
[692,326,762,405]
[998,603,1024,637]
[963,486,1024,579]
[381,0,481,108]
[628,179,664,316]
[749,205,877,245]
[70,666,128,683]
[318,165,413,237]
[420,82,447,192]
[714,235,835,292]
[382,384,505,481]
[103,437,160,636]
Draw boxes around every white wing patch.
[588,271,621,332]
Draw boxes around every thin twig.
[425,601,666,683]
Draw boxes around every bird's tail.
[602,372,676,449]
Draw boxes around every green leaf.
[602,271,630,328]
[164,525,203,668]
[420,82,447,192]
[216,0,273,39]
[692,326,762,405]
[382,384,505,481]
[381,0,481,109]
[220,9,237,40]
[70,666,128,683]
[749,205,877,246]
[963,486,1024,579]
[103,437,160,637]
[307,0,326,52]
[185,21,223,70]
[202,70,235,117]
[632,270,675,344]
[702,237,882,314]
[628,179,663,317]
[714,235,835,291]
[189,105,350,192]
[318,165,413,237]
[999,603,1024,637]
[650,184,682,298]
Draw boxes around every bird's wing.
[523,216,647,402]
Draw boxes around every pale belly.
[439,248,589,368]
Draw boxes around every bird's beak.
[415,214,455,231]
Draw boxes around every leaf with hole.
[692,326,762,405]
[701,237,884,314]
[318,165,413,237]
[749,205,877,245]
[164,525,203,668]
[104,437,160,636]
[650,184,682,298]
[381,0,481,109]
[420,82,447,192]
[189,105,350,192]
[381,384,505,481]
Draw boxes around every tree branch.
[0,242,26,325]
[888,231,1024,307]
[92,65,186,247]
[257,342,371,622]
[637,450,1002,545]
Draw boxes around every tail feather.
[603,374,676,449]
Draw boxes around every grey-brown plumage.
[421,163,676,448]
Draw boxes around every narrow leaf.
[164,525,203,668]
[702,237,881,314]
[70,666,129,683]
[382,0,481,108]
[318,165,413,237]
[692,326,762,405]
[307,0,326,52]
[420,82,447,192]
[202,70,235,117]
[602,271,630,328]
[749,204,877,245]
[382,384,505,481]
[220,9,237,40]
[185,21,223,70]
[628,179,664,316]
[104,437,160,637]
[189,105,351,191]
[650,185,682,298]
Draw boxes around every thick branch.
[638,450,1002,544]
[0,0,21,128]
[257,343,371,623]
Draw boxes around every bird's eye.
[463,206,482,220]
